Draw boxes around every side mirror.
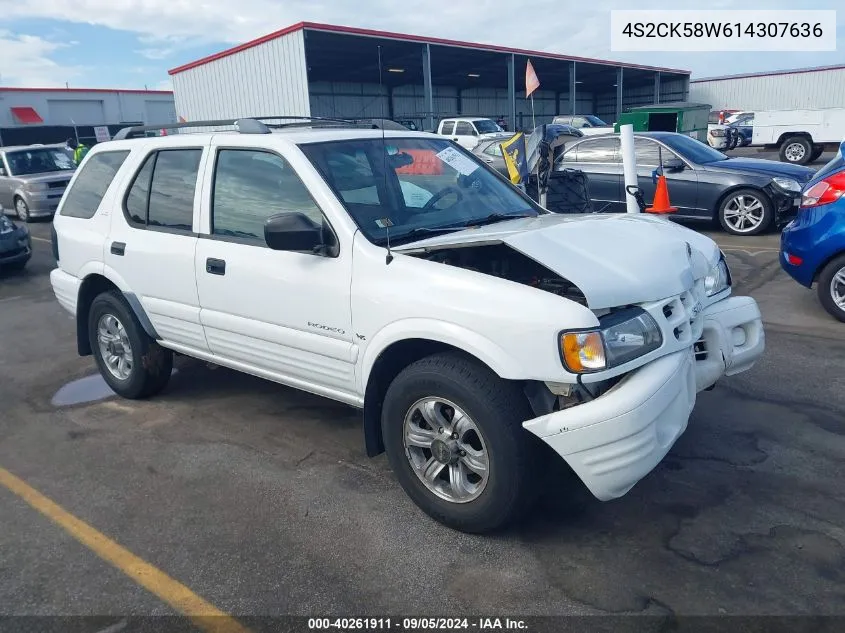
[264,212,337,256]
[663,158,685,172]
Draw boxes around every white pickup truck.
[751,108,845,165]
[436,117,507,150]
[49,118,765,533]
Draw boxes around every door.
[0,155,13,210]
[454,121,479,149]
[194,141,357,398]
[633,137,701,218]
[557,138,624,213]
[104,141,211,353]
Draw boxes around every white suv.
[50,118,765,533]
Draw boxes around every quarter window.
[212,149,324,243]
[124,149,201,230]
[60,151,130,219]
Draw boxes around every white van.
[436,117,505,150]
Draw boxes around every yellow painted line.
[0,465,252,633]
[30,236,51,243]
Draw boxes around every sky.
[0,0,841,91]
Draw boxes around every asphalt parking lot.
[1,211,844,626]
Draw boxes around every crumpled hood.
[395,213,719,309]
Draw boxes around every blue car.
[780,141,845,322]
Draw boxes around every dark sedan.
[554,131,816,235]
[0,212,31,271]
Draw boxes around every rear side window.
[60,151,130,219]
[124,148,202,231]
[441,121,455,135]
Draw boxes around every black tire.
[809,145,824,162]
[817,254,845,323]
[779,136,812,165]
[87,291,173,399]
[14,196,30,223]
[717,188,773,236]
[381,351,540,533]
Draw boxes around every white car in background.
[552,115,614,136]
[49,117,765,534]
[436,117,506,150]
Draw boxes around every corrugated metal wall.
[595,77,688,123]
[0,90,175,127]
[172,29,310,121]
[689,68,845,111]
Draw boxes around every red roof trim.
[691,64,845,83]
[168,21,690,76]
[10,106,44,124]
[0,87,172,95]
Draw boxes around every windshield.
[662,134,729,163]
[5,148,75,176]
[299,137,542,245]
[474,119,504,134]
[584,116,608,126]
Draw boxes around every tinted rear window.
[60,151,130,219]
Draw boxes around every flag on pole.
[525,60,540,97]
[500,133,529,185]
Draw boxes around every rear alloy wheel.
[14,197,30,222]
[718,189,772,236]
[817,255,845,323]
[779,136,812,165]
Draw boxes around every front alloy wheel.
[403,397,489,503]
[15,198,30,222]
[718,189,772,236]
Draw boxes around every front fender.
[359,318,524,393]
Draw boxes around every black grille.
[48,180,69,189]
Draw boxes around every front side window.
[124,149,201,230]
[300,137,542,246]
[473,119,503,134]
[60,151,130,219]
[212,149,324,242]
[634,138,681,166]
[570,117,588,128]
[483,143,503,157]
[5,148,75,176]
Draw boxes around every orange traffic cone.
[645,175,678,214]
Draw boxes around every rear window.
[60,151,130,219]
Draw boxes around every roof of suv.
[91,127,440,151]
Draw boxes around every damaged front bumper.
[522,295,764,501]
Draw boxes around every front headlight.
[705,258,731,297]
[772,177,801,193]
[25,182,48,192]
[559,308,663,374]
[711,129,725,137]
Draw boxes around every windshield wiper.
[459,212,534,228]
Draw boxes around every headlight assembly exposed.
[559,307,663,374]
[705,257,731,297]
[772,177,802,193]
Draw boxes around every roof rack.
[112,115,412,140]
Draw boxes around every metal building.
[0,87,177,146]
[169,22,690,131]
[689,64,845,111]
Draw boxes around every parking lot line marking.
[30,236,51,243]
[0,465,252,633]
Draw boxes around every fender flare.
[359,318,523,393]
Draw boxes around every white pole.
[620,123,639,214]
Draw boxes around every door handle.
[110,242,125,256]
[206,257,226,276]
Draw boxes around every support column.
[570,62,576,115]
[654,71,661,104]
[616,67,624,123]
[387,85,394,120]
[422,43,434,130]
[507,54,516,133]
